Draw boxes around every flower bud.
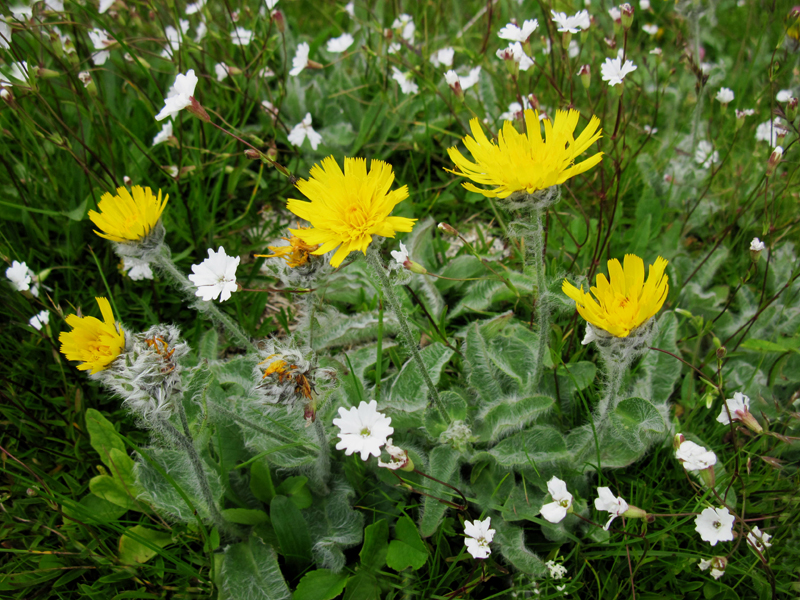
[37,68,61,79]
[78,71,97,95]
[406,260,428,275]
[444,70,463,98]
[438,222,458,237]
[123,175,132,186]
[562,31,573,48]
[716,346,727,360]
[245,149,260,160]
[620,3,634,29]
[578,64,591,88]
[622,504,647,520]
[187,96,211,123]
[673,433,685,449]
[699,465,716,488]
[749,237,765,261]
[271,9,285,32]
[786,96,798,122]
[767,146,783,176]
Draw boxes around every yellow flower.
[59,297,125,374]
[89,186,169,242]
[256,228,321,268]
[286,156,416,268]
[562,254,669,338]
[447,109,603,199]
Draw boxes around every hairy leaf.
[221,534,291,600]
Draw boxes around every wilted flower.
[155,69,199,121]
[750,237,765,252]
[498,19,539,42]
[377,438,412,470]
[444,67,481,94]
[287,113,323,150]
[755,119,787,147]
[600,56,637,86]
[59,297,125,374]
[594,487,629,530]
[496,41,534,71]
[188,247,240,302]
[333,400,393,461]
[327,32,354,53]
[695,507,735,546]
[390,241,410,267]
[88,28,114,65]
[29,310,49,331]
[540,476,573,523]
[390,66,419,94]
[257,228,321,268]
[698,556,727,579]
[89,186,168,243]
[285,156,416,268]
[463,517,495,559]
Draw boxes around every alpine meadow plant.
[2,1,800,599]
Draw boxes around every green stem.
[365,248,443,414]
[375,294,384,402]
[530,207,549,387]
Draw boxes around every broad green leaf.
[221,534,291,600]
[502,485,545,522]
[360,519,389,572]
[293,569,349,600]
[386,515,428,571]
[198,328,219,360]
[89,474,141,511]
[342,570,380,600]
[270,495,313,571]
[107,447,136,487]
[221,508,270,525]
[250,458,276,503]
[423,390,468,438]
[387,343,454,412]
[85,408,125,469]
[305,480,364,573]
[555,362,597,392]
[275,476,312,510]
[740,338,797,353]
[61,493,127,524]
[118,525,172,565]
[610,396,667,452]
[487,426,569,467]
[492,519,546,576]
[420,446,461,537]
[477,395,554,441]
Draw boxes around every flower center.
[360,427,371,438]
[713,520,721,529]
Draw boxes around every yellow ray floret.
[562,254,669,338]
[89,185,169,242]
[286,156,417,268]
[447,108,603,199]
[59,297,125,374]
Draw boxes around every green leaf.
[342,571,380,600]
[221,508,270,525]
[477,395,554,442]
[423,390,468,438]
[85,408,125,469]
[388,343,454,413]
[487,426,569,467]
[275,476,312,510]
[292,569,349,600]
[221,534,291,600]
[198,328,219,360]
[270,495,313,571]
[118,525,172,565]
[740,338,797,353]
[89,474,141,511]
[250,458,276,504]
[610,397,667,452]
[108,447,136,487]
[555,361,597,392]
[386,515,428,571]
[359,519,388,572]
[419,446,461,537]
[492,519,546,576]
[61,492,127,523]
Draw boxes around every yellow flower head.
[59,297,125,374]
[256,227,321,269]
[447,109,603,199]
[562,254,669,338]
[286,156,417,268]
[89,185,169,242]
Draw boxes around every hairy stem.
[530,207,549,388]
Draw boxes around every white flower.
[755,119,787,146]
[568,39,580,58]
[581,324,599,345]
[164,165,179,178]
[231,27,253,46]
[327,32,354,53]
[290,42,311,76]
[391,66,419,95]
[6,260,33,292]
[188,247,240,302]
[29,310,49,331]
[698,557,726,579]
[608,7,621,21]
[78,71,93,88]
[540,476,573,523]
[444,70,459,86]
[546,560,568,580]
[643,124,658,134]
[776,89,794,103]
[99,0,115,13]
[390,242,409,266]
[429,46,455,67]
[640,0,650,9]
[695,507,735,546]
[746,526,772,552]
[0,20,12,49]
[88,28,114,65]
[496,41,534,71]
[333,399,394,461]
[649,47,662,56]
[159,22,189,58]
[391,13,415,42]
[1,61,28,86]
[214,62,229,82]
[185,0,206,14]
[155,69,198,121]
[642,23,658,35]
[694,140,719,168]
[750,238,765,252]
[287,113,323,150]
[551,9,591,33]
[122,257,154,280]
[152,121,173,146]
[498,19,538,42]
[735,108,754,119]
[715,87,734,104]
[600,56,637,86]
[344,1,354,17]
[498,99,530,121]
[594,487,629,530]
[459,66,481,90]
[675,440,716,471]
[377,438,410,470]
[265,0,279,9]
[463,517,495,559]
[717,391,751,425]
[194,21,207,43]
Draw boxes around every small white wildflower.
[390,242,409,267]
[736,108,754,119]
[290,42,311,76]
[327,32,354,53]
[77,71,93,88]
[464,517,495,559]
[287,113,323,150]
[194,21,207,43]
[0,20,12,50]
[716,87,734,104]
[750,238,765,252]
[377,438,410,470]
[496,41,534,71]
[551,9,591,33]
[429,46,455,67]
[6,260,33,292]
[581,324,599,345]
[594,487,629,530]
[642,23,658,35]
[546,560,568,580]
[698,557,727,579]
[99,0,115,13]
[695,507,735,546]
[155,69,198,121]
[391,13,415,43]
[755,119,786,146]
[188,247,240,302]
[122,257,154,281]
[152,121,173,146]
[231,27,253,46]
[344,1,354,17]
[746,526,772,553]
[185,0,206,14]
[29,310,49,331]
[540,477,573,523]
[776,89,794,103]
[265,0,279,8]
[675,440,717,471]
[600,56,637,86]
[608,7,621,21]
[640,0,650,8]
[214,62,229,82]
[88,28,114,65]
[333,400,394,461]
[498,19,539,42]
[643,124,658,134]
[694,140,719,168]
[390,66,419,95]
[649,47,662,56]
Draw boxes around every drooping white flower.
[695,507,735,546]
[231,27,253,46]
[546,560,568,579]
[185,0,206,15]
[327,32,354,53]
[698,557,727,579]
[776,89,794,103]
[551,9,591,33]
[188,247,240,302]
[429,46,455,67]
[463,517,495,559]
[594,487,629,530]
[287,113,323,150]
[152,121,173,146]
[735,108,754,119]
[675,440,717,471]
[496,41,534,71]
[715,87,734,104]
[77,71,93,88]
[390,66,419,95]
[155,69,198,121]
[498,19,539,42]
[694,140,719,168]
[29,310,49,331]
[540,476,573,523]
[391,13,415,43]
[377,438,410,470]
[333,399,394,461]
[6,260,32,292]
[390,242,409,267]
[642,23,658,35]
[717,391,755,426]
[289,42,311,76]
[88,28,114,65]
[600,56,637,86]
[750,238,765,252]
[746,526,772,553]
[0,20,12,49]
[214,63,229,82]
